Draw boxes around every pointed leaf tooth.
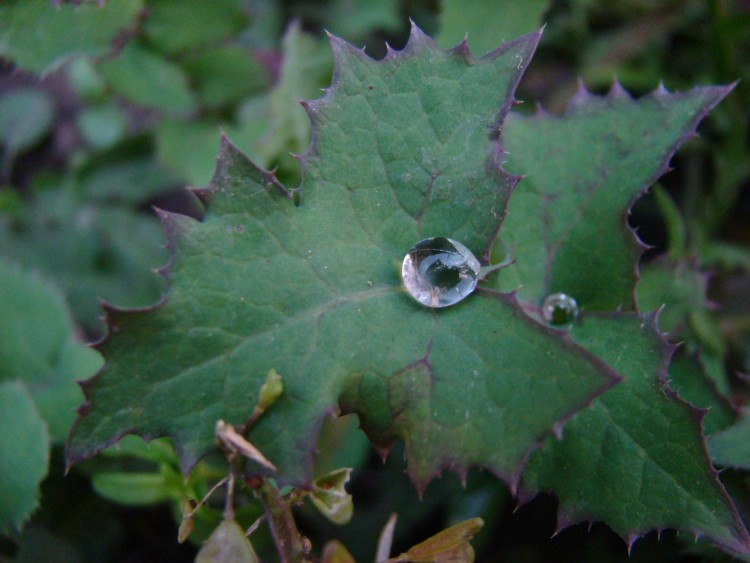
[403,19,436,55]
[654,80,670,99]
[448,36,474,63]
[328,29,373,74]
[533,101,552,118]
[607,78,632,100]
[567,78,596,111]
[626,533,641,554]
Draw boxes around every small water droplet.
[542,293,579,326]
[401,237,480,308]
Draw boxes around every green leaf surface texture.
[68,26,620,491]
[495,83,733,311]
[522,314,750,553]
[0,260,102,441]
[0,0,142,74]
[0,380,50,534]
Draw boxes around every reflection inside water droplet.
[542,293,579,326]
[401,237,480,308]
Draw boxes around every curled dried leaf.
[309,467,353,525]
[215,420,276,471]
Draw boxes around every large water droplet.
[401,237,480,308]
[542,293,579,325]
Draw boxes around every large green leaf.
[522,314,750,553]
[0,381,50,534]
[494,83,733,311]
[68,26,620,490]
[0,0,142,74]
[0,260,102,441]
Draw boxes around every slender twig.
[245,514,266,537]
[224,466,236,521]
[256,479,309,562]
[188,476,228,517]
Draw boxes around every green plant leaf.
[0,260,102,441]
[91,468,181,506]
[195,518,259,563]
[252,21,333,175]
[0,187,167,333]
[637,259,708,337]
[182,45,268,109]
[387,517,484,562]
[667,352,735,436]
[68,25,620,492]
[326,0,401,39]
[79,157,181,204]
[142,0,249,55]
[709,411,750,470]
[522,314,750,553]
[99,42,196,115]
[0,0,142,74]
[0,88,55,161]
[0,380,50,534]
[321,540,356,563]
[76,104,128,151]
[494,83,733,311]
[156,119,225,187]
[437,0,549,55]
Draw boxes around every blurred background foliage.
[0,0,748,561]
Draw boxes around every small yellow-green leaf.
[258,369,284,412]
[309,468,353,525]
[321,540,356,563]
[390,517,484,562]
[178,495,195,544]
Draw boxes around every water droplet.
[401,237,480,308]
[541,293,579,326]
